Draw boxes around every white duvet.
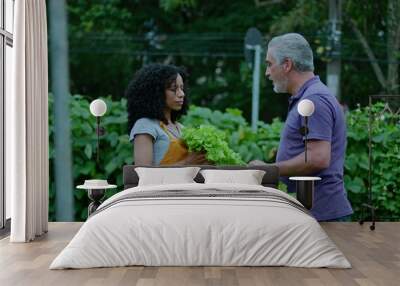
[50,183,351,269]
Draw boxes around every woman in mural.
[126,63,208,165]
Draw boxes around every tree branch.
[344,14,387,90]
[386,0,400,93]
[254,0,282,7]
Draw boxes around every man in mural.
[252,33,353,222]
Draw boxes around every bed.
[50,165,351,269]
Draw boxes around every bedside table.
[77,179,117,216]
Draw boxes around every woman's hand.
[183,152,211,165]
[248,159,268,166]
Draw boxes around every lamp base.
[296,180,314,210]
[87,189,106,216]
[289,177,321,210]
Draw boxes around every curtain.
[6,0,48,242]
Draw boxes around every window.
[1,0,14,231]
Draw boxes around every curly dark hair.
[126,63,189,133]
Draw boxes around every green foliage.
[182,125,245,165]
[269,0,327,36]
[345,102,400,220]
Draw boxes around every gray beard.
[273,81,288,93]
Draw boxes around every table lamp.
[89,99,107,164]
[297,99,315,162]
[289,99,321,210]
[75,100,114,217]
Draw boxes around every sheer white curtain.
[6,0,48,242]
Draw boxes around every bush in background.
[345,102,400,220]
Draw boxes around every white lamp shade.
[90,99,107,117]
[297,99,315,117]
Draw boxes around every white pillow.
[135,167,201,186]
[200,169,266,185]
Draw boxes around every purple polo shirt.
[276,76,353,221]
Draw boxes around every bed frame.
[123,164,280,189]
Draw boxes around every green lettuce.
[181,125,245,165]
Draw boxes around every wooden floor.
[0,222,399,286]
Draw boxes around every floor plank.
[0,222,399,286]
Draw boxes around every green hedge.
[49,95,400,221]
[344,102,400,220]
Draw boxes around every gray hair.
[267,33,314,72]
